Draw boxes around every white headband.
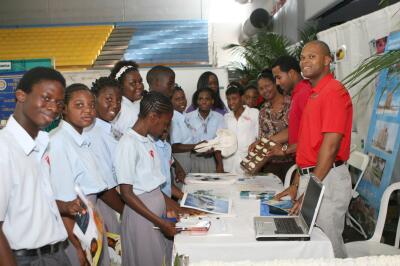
[115,66,134,80]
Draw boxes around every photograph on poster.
[363,153,386,187]
[371,120,398,153]
[377,86,400,116]
[369,36,387,55]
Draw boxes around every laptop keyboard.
[274,218,303,234]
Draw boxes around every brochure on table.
[181,192,232,215]
[185,173,237,185]
[350,31,400,237]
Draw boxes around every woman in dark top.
[256,69,294,181]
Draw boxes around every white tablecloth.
[174,175,334,263]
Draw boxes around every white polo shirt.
[223,106,259,174]
[111,96,139,135]
[0,116,67,249]
[184,109,225,143]
[49,120,108,201]
[84,118,119,189]
[115,129,166,195]
[170,110,193,145]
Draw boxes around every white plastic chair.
[348,151,370,197]
[346,151,370,239]
[284,164,297,189]
[345,182,400,257]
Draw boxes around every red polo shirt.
[296,74,352,168]
[288,80,312,145]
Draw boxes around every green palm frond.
[342,50,400,92]
[223,28,292,81]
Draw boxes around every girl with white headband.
[109,60,145,134]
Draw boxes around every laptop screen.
[300,177,323,229]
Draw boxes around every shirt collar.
[5,115,49,156]
[195,109,212,121]
[60,120,91,147]
[95,118,112,133]
[311,73,334,94]
[130,129,150,143]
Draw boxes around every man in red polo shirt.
[265,56,312,199]
[293,40,353,258]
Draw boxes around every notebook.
[254,176,325,241]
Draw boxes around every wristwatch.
[281,144,288,154]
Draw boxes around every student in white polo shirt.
[84,77,125,236]
[49,84,111,266]
[109,60,144,134]
[115,91,177,266]
[223,83,259,174]
[0,67,81,266]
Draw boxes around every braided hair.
[109,60,139,84]
[139,91,173,118]
[91,77,121,96]
[64,83,93,105]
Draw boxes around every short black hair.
[91,77,121,96]
[305,40,331,57]
[226,81,244,96]
[272,56,301,73]
[139,91,173,118]
[243,83,258,94]
[109,60,139,84]
[16,67,66,93]
[197,71,225,110]
[257,68,275,83]
[64,83,93,105]
[192,87,215,109]
[146,65,175,87]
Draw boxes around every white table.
[174,174,334,263]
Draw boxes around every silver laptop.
[254,176,325,241]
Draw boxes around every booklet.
[106,232,122,266]
[73,186,104,266]
[186,173,237,185]
[176,218,211,232]
[240,190,275,200]
[180,193,231,215]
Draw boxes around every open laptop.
[254,176,325,241]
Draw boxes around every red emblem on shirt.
[149,150,154,158]
[44,154,50,166]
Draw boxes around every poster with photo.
[350,31,400,237]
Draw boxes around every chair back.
[371,182,400,248]
[284,164,297,189]
[347,151,369,197]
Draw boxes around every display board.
[0,59,53,126]
[349,31,400,237]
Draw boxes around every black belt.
[13,240,68,257]
[298,160,345,176]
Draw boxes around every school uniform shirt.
[170,110,193,145]
[155,139,174,198]
[49,120,108,201]
[84,118,119,189]
[184,109,225,143]
[0,116,67,249]
[223,106,259,174]
[111,96,139,135]
[114,129,166,195]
